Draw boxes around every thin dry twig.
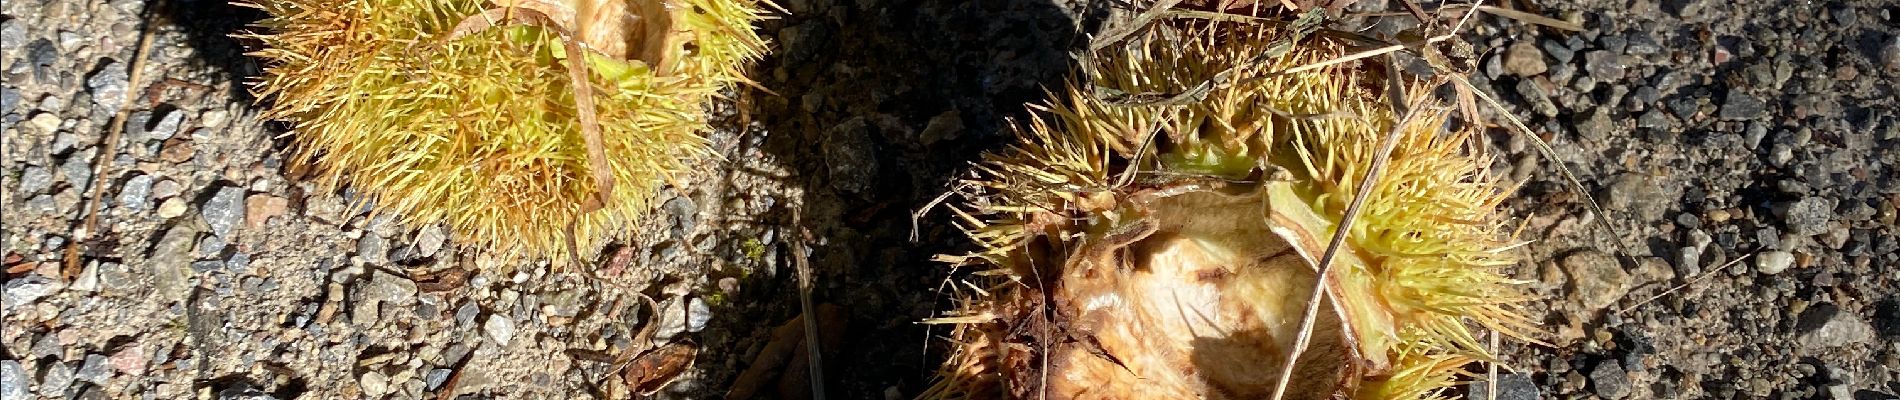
[1271,4,1483,399]
[791,209,827,400]
[1268,96,1424,400]
[1621,253,1752,314]
[1090,0,1189,52]
[65,0,167,279]
[446,6,615,268]
[1450,73,1634,260]
[1356,4,1582,31]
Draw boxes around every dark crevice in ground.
[697,0,1108,396]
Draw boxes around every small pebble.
[3,275,64,307]
[157,197,188,218]
[1719,91,1769,120]
[17,166,53,196]
[1589,360,1633,399]
[424,368,452,390]
[86,60,129,112]
[484,315,515,346]
[39,360,74,396]
[0,360,28,400]
[75,354,110,384]
[1757,251,1794,275]
[117,173,154,211]
[145,107,184,140]
[1466,372,1539,400]
[1780,197,1835,236]
[359,371,389,396]
[201,185,247,239]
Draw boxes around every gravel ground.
[1,0,1895,399]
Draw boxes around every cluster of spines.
[247,0,766,262]
[929,18,1532,400]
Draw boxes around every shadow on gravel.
[699,0,1108,397]
[159,0,269,104]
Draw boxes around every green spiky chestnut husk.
[923,16,1534,400]
[247,0,766,263]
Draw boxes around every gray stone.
[214,383,278,400]
[0,360,27,400]
[1600,174,1668,220]
[415,225,446,257]
[1674,245,1701,278]
[18,165,53,196]
[441,343,471,366]
[145,107,184,140]
[3,275,64,307]
[1719,91,1768,120]
[1797,303,1876,349]
[39,360,74,396]
[1779,197,1835,236]
[665,196,698,239]
[86,60,129,112]
[117,173,154,211]
[151,179,182,200]
[1514,79,1558,117]
[1756,226,1782,250]
[1571,75,1597,93]
[1466,372,1538,400]
[352,270,417,325]
[41,235,67,253]
[1757,251,1794,275]
[425,368,452,390]
[1769,143,1795,167]
[686,297,711,333]
[1624,32,1662,55]
[1563,250,1630,311]
[823,117,879,196]
[95,262,132,290]
[1637,109,1672,130]
[1584,51,1625,80]
[455,301,480,327]
[0,18,23,52]
[201,185,246,239]
[60,151,94,191]
[31,333,63,360]
[75,354,110,385]
[484,315,515,346]
[149,224,201,300]
[357,235,388,265]
[918,109,964,145]
[1576,110,1614,142]
[1503,41,1547,77]
[1589,360,1632,399]
[227,252,251,271]
[199,235,227,259]
[1540,39,1575,64]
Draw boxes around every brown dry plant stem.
[1270,98,1422,400]
[441,6,616,268]
[65,0,167,279]
[792,209,827,400]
